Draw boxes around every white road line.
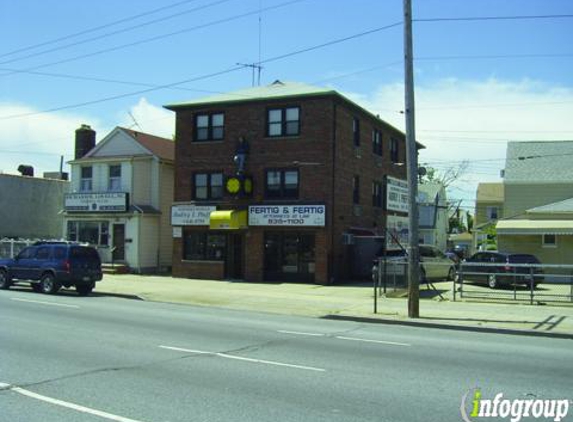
[159,345,326,372]
[0,382,145,422]
[335,336,411,347]
[11,298,80,309]
[277,330,326,337]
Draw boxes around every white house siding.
[158,163,174,268]
[93,130,149,157]
[131,159,152,205]
[124,217,139,268]
[137,215,159,271]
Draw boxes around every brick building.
[165,81,410,284]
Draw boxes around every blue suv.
[0,241,102,296]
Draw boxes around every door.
[11,247,36,280]
[112,224,125,261]
[226,234,244,279]
[263,232,315,282]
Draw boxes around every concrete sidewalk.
[95,274,573,339]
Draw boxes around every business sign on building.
[386,176,409,213]
[171,205,216,226]
[64,192,128,212]
[386,215,409,249]
[248,205,326,227]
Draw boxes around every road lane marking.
[277,330,326,337]
[11,298,80,309]
[159,345,326,372]
[0,382,145,422]
[335,336,411,347]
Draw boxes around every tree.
[419,160,469,187]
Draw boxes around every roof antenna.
[236,0,263,87]
[128,111,142,130]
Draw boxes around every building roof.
[164,80,417,144]
[476,182,504,202]
[418,182,446,205]
[118,127,174,161]
[504,141,573,183]
[527,197,573,214]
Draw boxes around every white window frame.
[108,164,122,192]
[80,166,93,192]
[542,234,557,248]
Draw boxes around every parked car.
[459,251,543,289]
[0,241,102,296]
[372,245,456,282]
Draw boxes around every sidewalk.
[96,274,573,339]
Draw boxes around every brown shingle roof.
[118,127,174,161]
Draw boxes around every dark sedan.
[459,251,544,289]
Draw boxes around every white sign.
[171,205,215,226]
[387,176,409,213]
[65,193,128,212]
[172,227,182,238]
[249,205,326,227]
[386,215,409,249]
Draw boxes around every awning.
[496,219,573,235]
[209,210,247,230]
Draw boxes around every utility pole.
[404,0,420,318]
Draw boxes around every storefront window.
[67,221,110,246]
[264,232,315,282]
[184,232,226,261]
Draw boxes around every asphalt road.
[0,288,571,422]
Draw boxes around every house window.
[194,173,223,200]
[183,232,226,261]
[194,112,224,141]
[353,118,360,147]
[390,138,399,163]
[267,107,300,137]
[67,221,109,246]
[265,169,299,199]
[372,130,382,156]
[372,181,383,208]
[353,175,360,204]
[108,164,122,191]
[80,166,92,192]
[543,234,557,248]
[486,206,499,220]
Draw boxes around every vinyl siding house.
[64,125,174,273]
[496,141,573,265]
[474,182,504,250]
[418,182,448,251]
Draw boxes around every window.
[486,206,499,220]
[35,247,51,260]
[183,232,226,261]
[390,138,399,163]
[80,166,92,192]
[353,175,360,204]
[353,118,360,147]
[67,221,109,246]
[108,165,122,191]
[267,107,300,137]
[194,112,224,141]
[372,130,382,156]
[265,169,299,199]
[543,234,557,248]
[194,173,223,200]
[372,181,383,208]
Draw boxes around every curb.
[322,315,573,340]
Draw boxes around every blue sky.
[1,0,572,209]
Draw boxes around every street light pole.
[404,0,420,318]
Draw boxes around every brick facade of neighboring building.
[166,81,409,284]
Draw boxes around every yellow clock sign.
[225,175,253,196]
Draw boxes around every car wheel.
[0,269,11,290]
[487,274,497,289]
[31,283,43,293]
[40,273,60,295]
[76,284,93,296]
[447,267,456,281]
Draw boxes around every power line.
[0,0,200,59]
[0,0,234,67]
[414,13,573,23]
[0,0,304,78]
[0,20,402,121]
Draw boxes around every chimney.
[17,164,34,177]
[75,124,96,159]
